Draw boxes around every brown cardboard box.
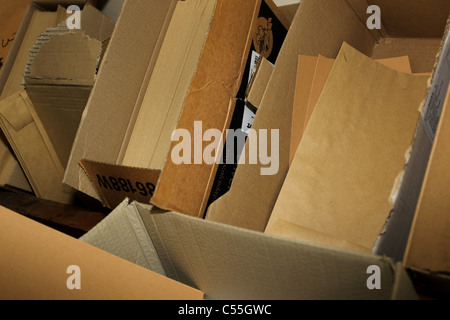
[206,0,450,260]
[64,0,290,217]
[0,2,114,205]
[0,205,203,300]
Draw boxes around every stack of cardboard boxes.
[0,0,449,300]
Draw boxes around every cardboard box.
[64,0,290,217]
[0,2,113,205]
[206,0,450,267]
[403,83,450,296]
[0,205,203,300]
[0,132,32,192]
[80,199,418,300]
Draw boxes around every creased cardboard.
[265,43,429,253]
[80,199,418,300]
[0,205,203,300]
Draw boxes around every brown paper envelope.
[266,43,428,251]
[290,54,412,166]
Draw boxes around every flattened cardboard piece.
[0,91,75,204]
[80,199,166,276]
[81,199,417,300]
[206,0,447,235]
[64,0,180,200]
[404,83,450,276]
[0,205,204,300]
[265,43,429,252]
[79,160,161,210]
[290,54,412,165]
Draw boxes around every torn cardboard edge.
[23,25,103,86]
[80,198,418,300]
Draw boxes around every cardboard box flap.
[64,0,179,199]
[136,204,411,300]
[80,199,166,276]
[80,199,416,300]
[0,205,203,300]
[79,159,161,210]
